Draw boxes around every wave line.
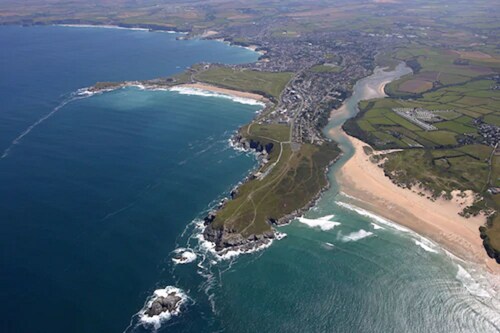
[1,91,89,159]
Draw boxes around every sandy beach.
[333,128,500,274]
[175,83,268,102]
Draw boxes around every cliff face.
[203,222,275,253]
[201,135,276,254]
[233,134,274,154]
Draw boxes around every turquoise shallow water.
[1,26,499,333]
[167,64,500,333]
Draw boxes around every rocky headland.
[202,133,341,256]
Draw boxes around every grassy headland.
[212,126,339,238]
[191,67,340,249]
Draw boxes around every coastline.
[53,23,188,34]
[332,80,500,274]
[81,81,269,107]
[201,132,341,256]
[174,83,269,103]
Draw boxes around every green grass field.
[346,77,500,150]
[196,67,293,100]
[388,47,497,97]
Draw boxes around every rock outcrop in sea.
[139,286,188,329]
[144,292,182,317]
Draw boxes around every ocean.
[0,25,498,333]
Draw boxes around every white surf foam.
[217,239,274,260]
[76,87,98,97]
[136,84,170,92]
[213,231,287,261]
[172,248,197,264]
[414,238,439,253]
[56,24,186,34]
[228,137,251,153]
[194,219,286,261]
[57,24,150,31]
[1,92,91,159]
[339,192,358,200]
[337,201,410,233]
[338,202,445,255]
[297,215,340,231]
[339,229,374,242]
[456,265,492,298]
[324,242,335,249]
[138,286,188,330]
[337,202,445,255]
[169,87,265,106]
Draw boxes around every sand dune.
[335,133,499,274]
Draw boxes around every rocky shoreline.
[202,133,342,256]
[81,78,178,96]
[84,77,342,258]
[83,74,342,258]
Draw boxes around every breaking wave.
[339,229,374,242]
[137,286,188,330]
[193,219,286,261]
[297,214,341,231]
[337,201,410,233]
[414,238,439,253]
[337,201,444,255]
[1,90,93,159]
[455,265,492,299]
[172,248,197,264]
[169,87,266,106]
[371,223,384,230]
[336,200,500,313]
[56,24,186,34]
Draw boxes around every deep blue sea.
[1,25,499,333]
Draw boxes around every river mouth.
[323,63,412,190]
[159,61,500,332]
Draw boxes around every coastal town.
[214,32,394,145]
[80,13,500,264]
[2,1,500,332]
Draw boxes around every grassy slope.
[213,125,339,236]
[195,67,293,101]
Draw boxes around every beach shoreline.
[54,23,188,34]
[331,75,500,274]
[174,83,269,103]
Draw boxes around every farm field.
[195,66,293,101]
[346,77,500,150]
[344,45,500,258]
